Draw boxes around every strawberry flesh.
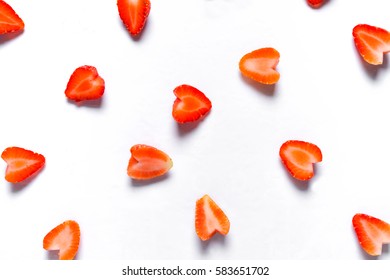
[117,0,151,36]
[0,0,24,35]
[127,144,173,180]
[172,84,212,123]
[353,213,390,256]
[1,147,45,183]
[307,0,324,8]
[195,194,230,241]
[279,140,322,181]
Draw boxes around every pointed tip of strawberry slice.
[172,84,212,124]
[117,0,151,37]
[127,144,173,180]
[43,220,80,260]
[239,47,280,85]
[1,146,45,183]
[279,140,322,181]
[65,65,105,103]
[353,213,390,256]
[307,0,325,8]
[0,0,24,35]
[353,24,390,65]
[195,194,230,241]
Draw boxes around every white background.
[0,0,390,260]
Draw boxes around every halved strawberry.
[127,144,173,180]
[279,140,322,181]
[239,47,280,85]
[0,0,24,35]
[43,220,80,260]
[307,0,324,8]
[117,0,151,36]
[172,84,212,123]
[195,194,230,241]
[353,213,390,256]
[1,147,45,183]
[353,24,390,65]
[65,65,105,102]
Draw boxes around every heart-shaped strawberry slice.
[127,144,173,180]
[195,194,230,241]
[239,47,280,85]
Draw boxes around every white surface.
[0,0,390,260]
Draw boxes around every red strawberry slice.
[239,47,280,85]
[117,0,151,36]
[195,194,230,241]
[353,24,390,65]
[43,220,80,260]
[127,144,173,180]
[65,65,105,102]
[353,213,390,256]
[172,84,212,123]
[279,140,322,181]
[1,147,45,183]
[0,0,24,35]
[307,0,324,8]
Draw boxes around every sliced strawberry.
[353,24,390,65]
[239,47,280,85]
[0,0,24,35]
[43,220,80,260]
[65,66,105,102]
[279,140,322,181]
[1,147,45,183]
[353,213,390,256]
[195,194,230,241]
[127,144,173,180]
[172,84,212,123]
[307,0,324,8]
[117,0,151,36]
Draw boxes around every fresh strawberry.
[172,84,212,123]
[65,65,105,102]
[43,220,80,260]
[127,144,173,180]
[117,0,151,36]
[307,0,324,8]
[279,140,322,181]
[1,147,45,183]
[353,24,390,65]
[353,213,390,256]
[0,0,24,35]
[239,47,280,85]
[195,194,230,241]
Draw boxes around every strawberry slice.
[0,0,24,35]
[239,47,280,85]
[353,213,390,256]
[353,24,390,65]
[172,84,212,124]
[1,147,45,183]
[279,140,322,181]
[307,0,324,8]
[65,65,105,102]
[195,194,230,241]
[117,0,151,36]
[43,220,80,260]
[127,144,173,180]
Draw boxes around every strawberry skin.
[117,0,151,36]
[279,140,322,181]
[195,194,230,241]
[43,220,80,260]
[65,65,105,102]
[0,0,24,35]
[353,213,390,256]
[127,144,173,180]
[172,84,212,123]
[1,147,45,183]
[353,24,390,65]
[239,47,280,85]
[307,0,324,8]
